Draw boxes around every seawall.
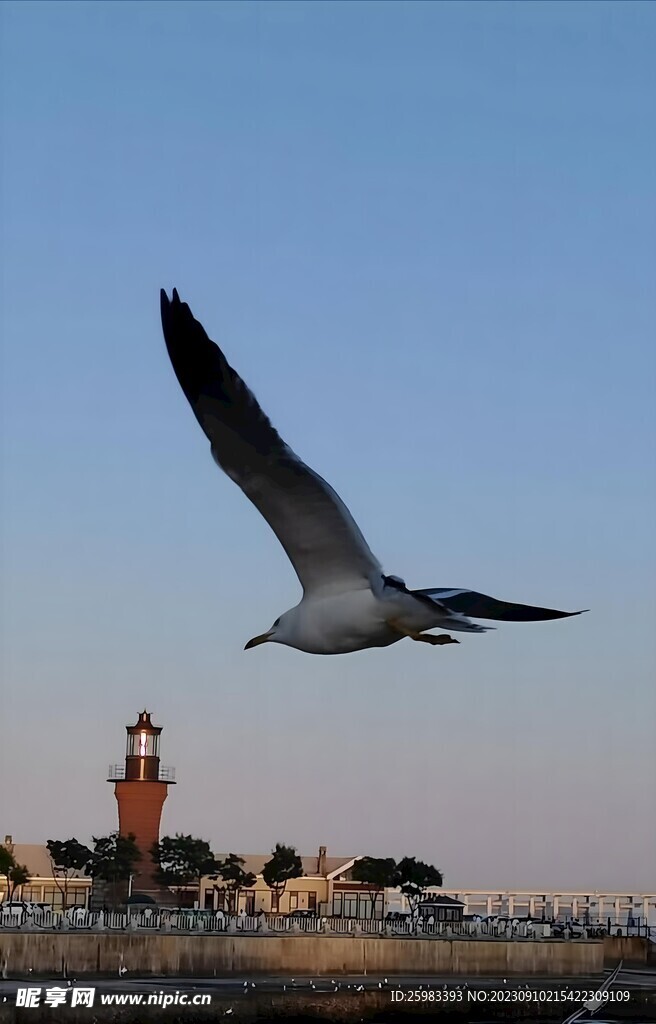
[0,934,603,977]
[603,934,651,966]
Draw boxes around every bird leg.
[386,619,459,645]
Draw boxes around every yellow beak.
[244,632,272,650]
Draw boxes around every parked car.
[385,911,411,922]
[287,909,317,919]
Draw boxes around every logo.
[16,986,96,1009]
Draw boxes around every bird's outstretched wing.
[414,588,586,621]
[160,289,382,595]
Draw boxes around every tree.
[86,833,141,908]
[351,857,398,918]
[46,839,92,913]
[8,865,30,901]
[0,846,15,885]
[0,847,30,902]
[151,835,217,907]
[262,844,303,912]
[394,857,443,919]
[212,854,256,914]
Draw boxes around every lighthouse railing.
[107,764,176,782]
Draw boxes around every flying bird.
[160,289,585,655]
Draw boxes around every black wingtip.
[159,288,182,306]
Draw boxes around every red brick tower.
[107,710,175,902]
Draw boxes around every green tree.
[212,854,256,914]
[394,857,443,918]
[0,847,31,902]
[151,834,217,907]
[87,833,141,909]
[351,856,397,918]
[0,846,14,883]
[46,839,92,913]
[262,844,303,912]
[8,865,30,901]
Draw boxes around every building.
[417,895,465,922]
[435,890,656,926]
[199,848,376,917]
[106,710,176,904]
[0,836,91,910]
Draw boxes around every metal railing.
[106,764,176,782]
[1,907,654,940]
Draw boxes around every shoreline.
[2,972,655,1023]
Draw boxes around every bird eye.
[273,617,280,627]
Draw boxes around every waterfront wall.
[0,934,602,977]
[603,935,650,966]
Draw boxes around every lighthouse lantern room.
[125,710,162,781]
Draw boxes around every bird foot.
[423,633,459,645]
[387,619,459,646]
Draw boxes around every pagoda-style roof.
[126,710,162,735]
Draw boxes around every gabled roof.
[419,894,465,906]
[326,856,362,880]
[211,853,357,881]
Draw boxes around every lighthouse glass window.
[127,732,159,757]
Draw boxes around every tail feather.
[440,616,491,634]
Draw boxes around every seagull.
[161,289,586,655]
[561,960,623,1024]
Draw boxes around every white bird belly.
[292,588,443,655]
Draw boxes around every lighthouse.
[107,710,175,903]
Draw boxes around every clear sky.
[1,1,655,893]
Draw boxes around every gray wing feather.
[160,289,382,594]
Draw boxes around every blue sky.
[1,0,655,892]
